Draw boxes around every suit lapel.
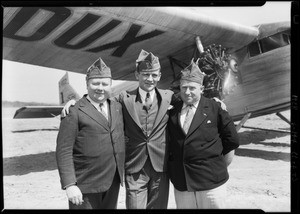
[79,97,109,131]
[185,96,208,139]
[123,89,142,128]
[151,89,170,134]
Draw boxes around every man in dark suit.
[56,58,125,209]
[115,50,173,209]
[167,59,239,209]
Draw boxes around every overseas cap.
[86,57,111,81]
[181,59,205,85]
[136,49,160,72]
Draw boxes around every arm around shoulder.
[61,99,77,117]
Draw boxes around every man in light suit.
[56,58,125,209]
[167,60,239,209]
[115,50,173,209]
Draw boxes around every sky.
[2,2,291,104]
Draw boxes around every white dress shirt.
[86,95,108,117]
[138,87,156,104]
[180,100,200,128]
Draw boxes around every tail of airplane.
[14,72,138,119]
[58,72,81,105]
[13,72,81,119]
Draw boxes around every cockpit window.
[282,33,290,45]
[248,31,290,57]
[260,33,289,53]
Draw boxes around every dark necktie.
[143,92,152,112]
[182,105,194,134]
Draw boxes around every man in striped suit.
[116,50,173,209]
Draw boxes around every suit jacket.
[56,95,125,194]
[168,96,239,191]
[117,88,173,174]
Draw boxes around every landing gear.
[236,113,252,132]
[235,112,290,134]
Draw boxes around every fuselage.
[224,22,290,121]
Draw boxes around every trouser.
[125,158,169,209]
[69,171,120,209]
[174,183,227,209]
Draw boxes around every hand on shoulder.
[212,97,227,111]
[61,99,77,118]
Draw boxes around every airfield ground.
[2,107,291,211]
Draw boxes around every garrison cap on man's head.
[181,59,205,85]
[136,49,161,72]
[86,57,112,81]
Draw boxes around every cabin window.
[248,41,261,57]
[248,31,290,58]
[259,33,288,53]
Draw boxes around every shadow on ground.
[236,129,290,162]
[3,152,57,176]
[4,129,290,176]
[235,148,290,162]
[238,129,290,146]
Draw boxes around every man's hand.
[66,185,84,206]
[212,97,227,111]
[61,99,76,118]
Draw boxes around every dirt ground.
[2,107,291,211]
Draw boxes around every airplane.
[3,7,290,130]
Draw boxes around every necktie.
[99,103,108,121]
[182,105,194,134]
[144,92,152,112]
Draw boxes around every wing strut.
[276,112,290,125]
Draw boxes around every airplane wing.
[3,7,259,87]
[13,106,63,119]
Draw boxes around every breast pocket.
[202,119,218,142]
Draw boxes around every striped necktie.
[182,105,194,134]
[99,103,108,121]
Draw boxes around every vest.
[136,94,159,137]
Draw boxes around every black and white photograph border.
[2,1,296,212]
